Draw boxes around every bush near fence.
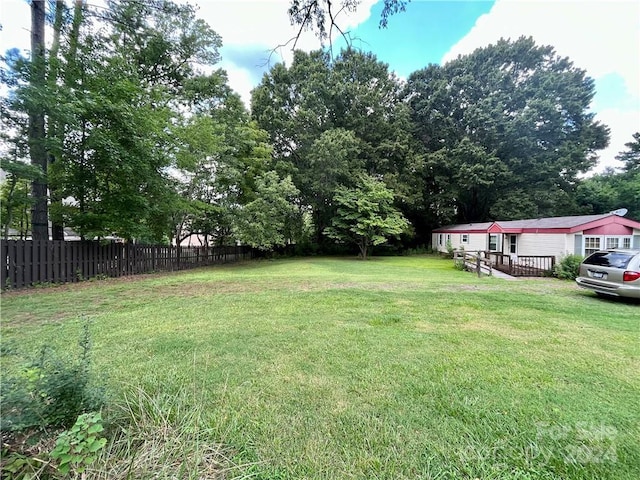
[1,240,255,290]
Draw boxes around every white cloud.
[195,0,378,99]
[199,0,377,48]
[0,1,32,54]
[220,60,257,105]
[591,108,639,171]
[441,0,640,173]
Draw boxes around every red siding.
[583,224,633,235]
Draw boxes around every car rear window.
[583,251,635,269]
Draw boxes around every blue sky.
[336,1,495,76]
[1,0,639,172]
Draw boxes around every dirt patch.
[0,271,173,298]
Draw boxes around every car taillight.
[623,271,640,282]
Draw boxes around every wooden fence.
[1,240,255,290]
[453,250,493,277]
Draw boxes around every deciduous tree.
[406,37,610,225]
[252,49,414,244]
[324,174,409,258]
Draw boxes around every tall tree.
[406,37,610,226]
[252,48,415,244]
[617,132,640,173]
[576,133,640,221]
[46,0,225,241]
[47,0,77,240]
[28,0,48,239]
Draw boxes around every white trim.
[488,234,499,251]
[583,235,632,256]
[509,234,517,255]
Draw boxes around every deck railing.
[453,250,493,277]
[488,252,555,277]
[452,251,556,277]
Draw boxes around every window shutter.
[574,235,583,255]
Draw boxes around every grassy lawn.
[1,255,639,479]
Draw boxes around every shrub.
[445,240,455,259]
[0,319,105,433]
[454,258,467,271]
[554,254,584,280]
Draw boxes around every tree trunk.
[359,240,368,259]
[29,0,48,240]
[49,0,66,240]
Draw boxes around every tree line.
[1,0,638,257]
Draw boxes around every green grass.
[1,256,639,479]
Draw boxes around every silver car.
[576,249,640,299]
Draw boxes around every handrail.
[454,250,492,277]
[487,252,555,277]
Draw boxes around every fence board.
[1,240,8,289]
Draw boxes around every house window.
[509,235,517,254]
[489,234,498,251]
[438,234,443,246]
[446,234,451,245]
[606,237,619,249]
[584,236,601,256]
[623,237,631,249]
[461,234,469,244]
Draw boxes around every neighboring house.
[3,226,121,242]
[433,212,640,261]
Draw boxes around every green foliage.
[233,172,301,250]
[406,36,610,226]
[453,258,467,271]
[554,254,584,280]
[324,175,409,258]
[576,133,640,221]
[252,49,415,245]
[0,449,48,480]
[616,131,640,173]
[445,239,455,259]
[50,412,107,476]
[92,384,248,479]
[0,176,34,240]
[0,320,105,433]
[3,0,229,243]
[402,244,433,256]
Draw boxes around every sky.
[1,0,639,173]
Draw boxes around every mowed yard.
[1,255,638,479]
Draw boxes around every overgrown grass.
[1,256,638,479]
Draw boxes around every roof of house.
[433,222,494,233]
[496,213,612,229]
[434,212,640,234]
